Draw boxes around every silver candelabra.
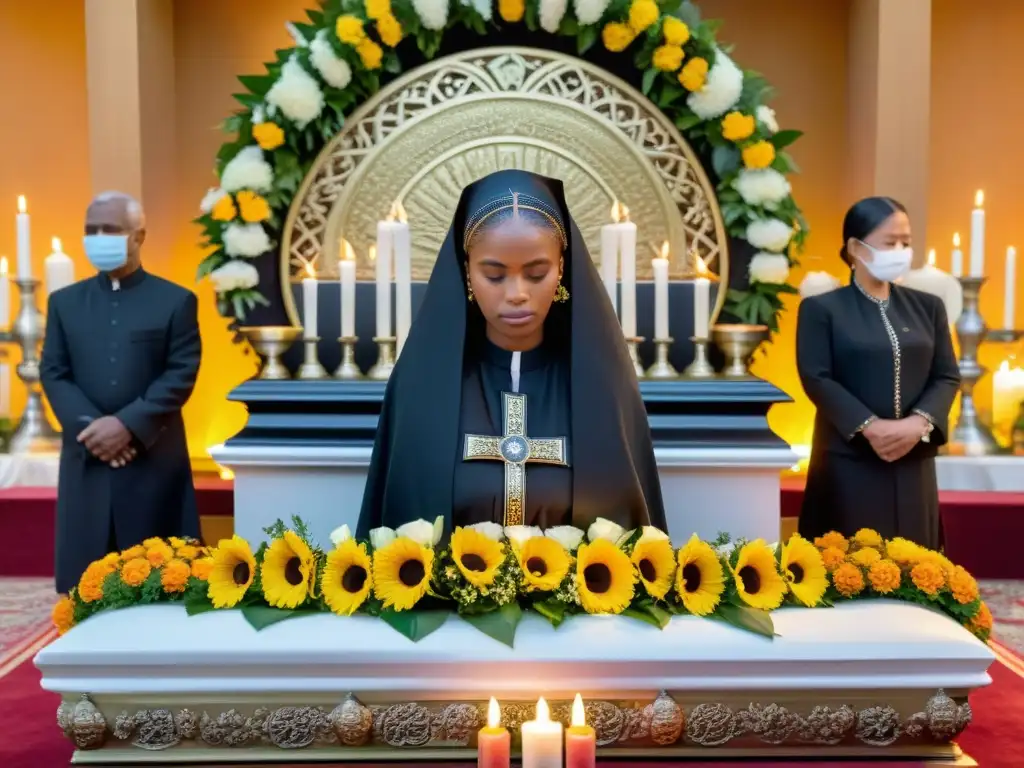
[0,278,61,453]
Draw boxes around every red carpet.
[1,639,1021,768]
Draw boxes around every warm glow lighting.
[16,195,26,214]
[52,237,62,252]
[694,253,710,277]
[975,190,984,208]
[341,239,356,261]
[0,257,7,277]
[487,697,501,729]
[610,200,629,223]
[535,697,551,722]
[953,232,961,247]
[388,199,407,223]
[368,244,377,263]
[219,467,234,481]
[659,240,670,259]
[927,248,936,267]
[571,694,585,727]
[303,260,316,279]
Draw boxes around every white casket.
[37,599,993,763]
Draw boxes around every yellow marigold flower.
[356,39,383,70]
[885,537,923,565]
[831,562,865,597]
[101,552,120,568]
[850,547,881,567]
[175,544,199,561]
[147,542,174,568]
[191,557,214,581]
[120,557,152,587]
[948,565,979,605]
[376,14,403,48]
[853,528,883,548]
[602,22,635,53]
[120,544,145,560]
[143,537,165,549]
[652,45,684,73]
[499,0,525,22]
[78,559,116,603]
[721,111,755,142]
[168,536,187,549]
[364,0,391,20]
[662,17,690,46]
[918,549,955,579]
[910,561,945,596]
[678,56,708,91]
[968,601,993,635]
[731,539,787,611]
[52,597,76,635]
[814,531,850,552]
[627,0,659,33]
[821,546,846,572]
[211,194,237,222]
[236,190,271,223]
[867,559,901,594]
[742,140,776,170]
[161,559,190,593]
[336,15,366,46]
[252,121,285,151]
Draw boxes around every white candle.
[652,241,670,340]
[45,237,75,295]
[15,195,31,279]
[0,257,9,330]
[390,202,412,355]
[1004,246,1017,329]
[693,254,711,339]
[372,236,391,339]
[340,240,357,339]
[993,361,1024,444]
[619,213,637,339]
[951,232,963,278]
[599,202,621,316]
[969,190,985,278]
[520,697,562,768]
[301,262,318,339]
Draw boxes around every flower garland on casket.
[53,519,993,649]
[198,0,806,333]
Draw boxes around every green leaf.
[622,605,670,629]
[462,603,523,648]
[711,145,740,178]
[715,604,776,639]
[770,129,802,149]
[184,595,216,616]
[379,609,450,642]
[532,598,567,628]
[674,112,702,132]
[676,1,702,27]
[577,25,598,55]
[238,74,272,97]
[241,605,302,631]
[641,68,658,96]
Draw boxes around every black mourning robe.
[796,281,960,549]
[41,269,202,593]
[357,169,665,537]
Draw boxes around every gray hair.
[91,191,146,229]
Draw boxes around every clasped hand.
[77,416,136,468]
[863,415,929,463]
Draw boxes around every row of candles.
[478,695,596,768]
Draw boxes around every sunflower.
[450,528,505,589]
[207,535,257,608]
[631,538,676,600]
[731,539,787,611]
[518,536,572,592]
[373,537,434,611]
[261,531,317,609]
[675,535,725,616]
[780,536,827,607]
[322,539,373,616]
[575,539,635,614]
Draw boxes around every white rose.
[545,525,585,551]
[748,253,791,285]
[329,524,353,547]
[587,518,626,544]
[505,525,543,548]
[733,168,791,208]
[266,57,324,127]
[220,146,273,193]
[395,517,443,548]
[687,49,743,120]
[799,270,841,298]
[369,527,397,550]
[746,218,793,253]
[756,104,779,134]
[467,521,505,541]
[223,223,271,258]
[636,526,670,546]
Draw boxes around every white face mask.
[856,241,913,283]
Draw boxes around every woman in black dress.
[797,197,960,548]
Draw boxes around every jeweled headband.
[463,191,568,252]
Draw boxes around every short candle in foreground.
[565,694,596,768]
[477,697,510,768]
[521,697,562,768]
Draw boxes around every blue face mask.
[83,234,129,272]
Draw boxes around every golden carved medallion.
[281,48,729,326]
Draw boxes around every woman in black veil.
[357,169,666,536]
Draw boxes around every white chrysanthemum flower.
[746,218,793,253]
[223,223,272,258]
[285,21,309,47]
[466,521,505,541]
[748,253,791,285]
[220,146,274,193]
[574,0,609,25]
[799,270,842,298]
[687,49,743,120]
[310,30,353,90]
[413,0,449,30]
[545,526,585,551]
[369,527,397,551]
[459,0,492,21]
[733,168,791,208]
[208,260,260,293]
[251,105,265,125]
[266,57,324,127]
[540,0,568,32]
[199,187,227,214]
[587,518,626,544]
[756,104,779,134]
[329,524,353,547]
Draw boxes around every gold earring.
[554,281,570,303]
[467,281,475,302]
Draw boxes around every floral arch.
[195,0,806,333]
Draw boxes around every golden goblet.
[238,326,303,381]
[711,324,769,378]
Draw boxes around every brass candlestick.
[367,335,396,380]
[683,336,715,379]
[712,324,769,378]
[646,337,679,379]
[626,336,645,378]
[297,337,328,380]
[238,326,302,381]
[335,336,363,380]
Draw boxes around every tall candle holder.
[626,336,645,378]
[0,278,61,453]
[297,337,328,380]
[367,336,396,380]
[948,276,1001,456]
[646,337,679,378]
[683,336,715,379]
[334,336,363,380]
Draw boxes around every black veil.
[357,170,666,536]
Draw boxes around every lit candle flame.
[52,237,62,253]
[694,253,710,277]
[17,196,26,214]
[535,697,551,722]
[487,697,501,729]
[659,240,670,260]
[388,200,407,223]
[975,190,984,208]
[927,248,936,267]
[610,200,629,223]
[368,244,377,263]
[303,260,316,279]
[953,232,961,248]
[571,694,586,728]
[341,239,356,261]
[0,257,7,276]
[999,360,1010,374]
